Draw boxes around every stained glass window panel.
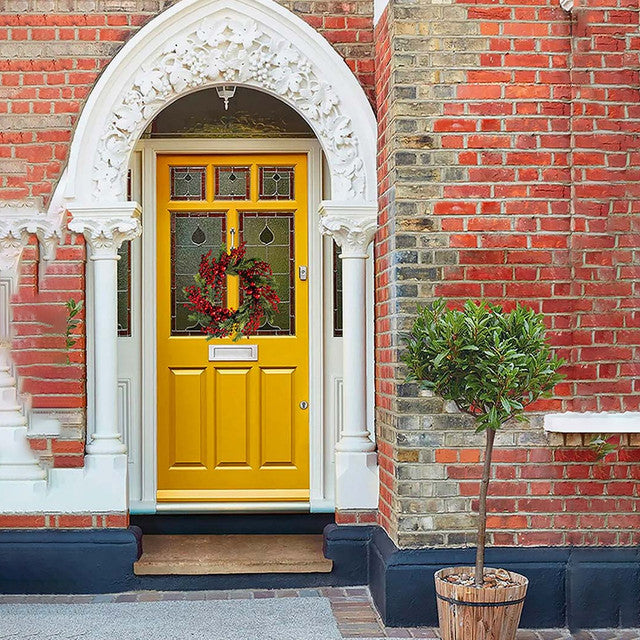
[240,212,294,335]
[214,166,250,200]
[333,241,343,337]
[259,166,295,200]
[170,166,206,201]
[171,212,226,335]
[117,241,131,337]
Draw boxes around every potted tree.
[403,299,564,640]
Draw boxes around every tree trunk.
[475,427,496,587]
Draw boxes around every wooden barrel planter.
[434,567,528,640]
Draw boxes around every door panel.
[168,368,208,469]
[156,154,309,503]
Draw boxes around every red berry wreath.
[183,243,280,340]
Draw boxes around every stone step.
[133,534,333,576]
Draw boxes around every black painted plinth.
[324,524,640,631]
[0,527,142,594]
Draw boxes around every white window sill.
[544,412,640,434]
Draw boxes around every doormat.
[0,597,342,640]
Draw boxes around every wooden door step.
[133,534,333,576]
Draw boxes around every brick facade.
[1,0,638,543]
[374,0,640,547]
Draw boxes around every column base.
[86,437,126,455]
[335,450,379,510]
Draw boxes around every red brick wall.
[434,0,639,414]
[374,0,640,548]
[2,1,374,428]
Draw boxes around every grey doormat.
[0,597,343,640]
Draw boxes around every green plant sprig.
[64,299,83,363]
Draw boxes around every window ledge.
[544,412,640,434]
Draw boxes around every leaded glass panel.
[171,212,226,335]
[333,241,343,337]
[259,166,295,200]
[170,166,207,200]
[214,166,250,200]
[240,212,295,335]
[117,241,131,337]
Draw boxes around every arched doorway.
[57,0,379,514]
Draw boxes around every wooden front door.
[156,154,309,503]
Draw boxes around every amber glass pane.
[214,166,250,200]
[333,241,343,337]
[171,212,226,335]
[117,241,131,337]
[170,166,206,200]
[259,166,295,200]
[240,212,294,335]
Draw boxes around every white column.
[68,203,141,455]
[320,202,379,510]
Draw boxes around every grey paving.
[0,597,342,640]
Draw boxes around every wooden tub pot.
[434,567,529,640]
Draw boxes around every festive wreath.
[183,243,280,340]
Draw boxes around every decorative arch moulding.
[55,0,378,212]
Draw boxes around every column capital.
[319,201,378,258]
[0,201,64,275]
[68,202,142,259]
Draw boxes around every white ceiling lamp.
[216,85,236,110]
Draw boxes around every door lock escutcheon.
[298,265,308,281]
[299,401,309,410]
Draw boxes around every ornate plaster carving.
[320,210,377,259]
[0,201,64,274]
[68,205,142,260]
[93,18,366,202]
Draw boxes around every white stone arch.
[55,0,378,207]
[57,0,379,512]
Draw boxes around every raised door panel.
[260,367,296,467]
[214,367,251,469]
[168,368,208,469]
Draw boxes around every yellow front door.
[156,154,309,503]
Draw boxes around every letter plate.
[208,344,258,362]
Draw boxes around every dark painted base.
[3,523,638,631]
[131,513,334,535]
[324,525,640,631]
[0,522,364,595]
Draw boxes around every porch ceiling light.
[216,85,236,110]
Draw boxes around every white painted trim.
[154,502,311,513]
[124,137,332,512]
[544,412,640,433]
[374,0,390,25]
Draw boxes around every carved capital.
[68,202,142,260]
[0,201,64,275]
[319,202,378,258]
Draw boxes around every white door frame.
[124,137,334,513]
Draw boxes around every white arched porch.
[54,0,379,512]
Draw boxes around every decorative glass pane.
[215,166,250,200]
[259,166,295,200]
[171,212,226,335]
[240,212,295,335]
[117,241,131,337]
[170,166,206,201]
[333,241,343,337]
